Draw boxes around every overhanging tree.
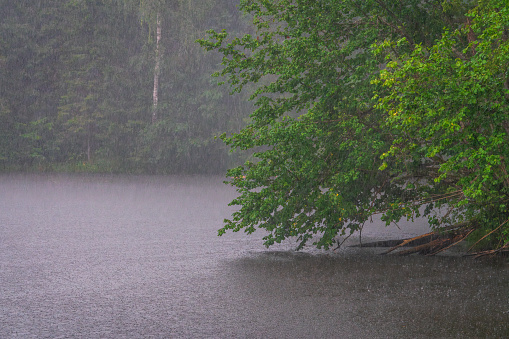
[200,0,508,254]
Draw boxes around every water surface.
[0,174,507,338]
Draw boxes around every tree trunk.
[152,12,162,124]
[87,130,91,163]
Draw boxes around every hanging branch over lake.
[198,0,509,254]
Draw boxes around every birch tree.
[152,12,162,123]
[128,0,172,123]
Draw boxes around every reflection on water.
[0,174,507,338]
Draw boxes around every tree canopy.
[198,0,509,254]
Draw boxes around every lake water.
[0,174,508,338]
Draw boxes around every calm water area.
[1,174,508,338]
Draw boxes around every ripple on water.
[0,174,507,338]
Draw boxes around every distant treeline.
[0,0,251,174]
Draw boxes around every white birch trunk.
[87,130,91,162]
[152,12,162,123]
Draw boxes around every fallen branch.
[349,221,475,256]
[384,232,436,254]
[395,237,450,256]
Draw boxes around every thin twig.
[334,232,353,251]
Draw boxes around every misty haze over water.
[0,174,508,338]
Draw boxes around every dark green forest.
[0,0,251,173]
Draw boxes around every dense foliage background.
[0,0,252,173]
[199,0,509,253]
